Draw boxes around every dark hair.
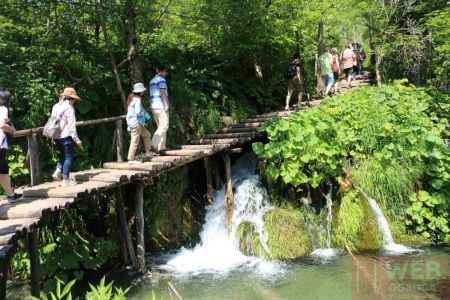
[293,53,300,60]
[0,91,11,108]
[157,65,169,73]
[126,92,143,107]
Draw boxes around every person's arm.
[0,119,11,133]
[66,108,82,149]
[160,89,169,112]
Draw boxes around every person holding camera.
[51,87,83,187]
[0,90,21,202]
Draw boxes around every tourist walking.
[0,91,20,202]
[284,53,306,110]
[318,48,334,96]
[340,44,357,88]
[51,87,83,187]
[149,65,170,153]
[126,83,153,164]
[331,48,341,93]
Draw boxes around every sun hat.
[62,87,81,101]
[132,83,146,93]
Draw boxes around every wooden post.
[222,153,234,235]
[0,254,7,300]
[115,120,124,163]
[28,230,40,298]
[27,133,41,186]
[211,158,222,190]
[135,183,146,273]
[203,157,214,203]
[115,188,137,268]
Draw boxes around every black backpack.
[284,63,297,80]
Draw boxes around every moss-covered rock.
[143,167,203,251]
[238,208,312,260]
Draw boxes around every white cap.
[132,83,146,93]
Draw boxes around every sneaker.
[52,168,62,181]
[128,160,142,164]
[145,151,158,157]
[7,193,22,203]
[61,179,77,187]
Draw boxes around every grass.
[352,158,423,217]
[333,191,364,251]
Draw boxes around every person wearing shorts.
[340,44,357,88]
[0,90,21,203]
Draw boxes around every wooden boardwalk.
[0,75,370,297]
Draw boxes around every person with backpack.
[149,65,170,154]
[50,87,83,187]
[285,53,307,110]
[0,91,21,202]
[318,48,334,96]
[126,83,153,164]
[331,48,341,93]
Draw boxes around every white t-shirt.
[50,101,80,142]
[0,106,9,149]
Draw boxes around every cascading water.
[159,153,281,276]
[311,179,336,257]
[358,188,418,254]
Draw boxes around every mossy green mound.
[237,208,312,260]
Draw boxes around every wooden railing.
[12,115,126,186]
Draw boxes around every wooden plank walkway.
[0,109,298,263]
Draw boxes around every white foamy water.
[358,188,419,255]
[159,154,282,277]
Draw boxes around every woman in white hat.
[126,83,153,164]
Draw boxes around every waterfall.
[310,180,336,257]
[160,153,280,276]
[325,179,333,248]
[358,188,418,254]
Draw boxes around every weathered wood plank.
[141,155,188,164]
[0,234,13,246]
[203,132,261,139]
[160,149,205,156]
[103,161,167,171]
[72,169,146,183]
[27,133,41,186]
[0,197,73,220]
[22,181,115,198]
[189,138,242,145]
[0,218,39,242]
[217,127,257,134]
[231,122,263,128]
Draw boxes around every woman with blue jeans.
[51,88,83,187]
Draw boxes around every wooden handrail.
[13,115,126,138]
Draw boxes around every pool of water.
[111,247,449,300]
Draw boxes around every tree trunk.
[124,0,143,84]
[97,0,127,109]
[375,49,383,86]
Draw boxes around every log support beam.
[135,183,146,273]
[28,230,40,298]
[203,157,214,203]
[115,188,137,268]
[0,254,7,300]
[222,153,234,235]
[27,133,41,186]
[116,120,124,163]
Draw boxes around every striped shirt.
[149,75,168,110]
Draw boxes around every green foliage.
[255,83,449,242]
[32,278,76,300]
[333,191,364,251]
[263,208,312,260]
[11,205,118,293]
[406,191,449,242]
[85,277,130,300]
[236,222,267,258]
[7,145,29,179]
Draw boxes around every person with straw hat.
[50,87,83,187]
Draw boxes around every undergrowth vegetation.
[254,81,449,243]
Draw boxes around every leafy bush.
[406,191,449,242]
[254,82,449,242]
